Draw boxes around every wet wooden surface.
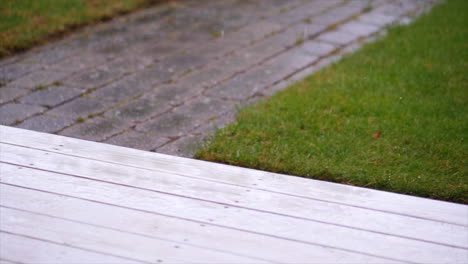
[1,125,467,263]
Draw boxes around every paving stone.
[22,45,77,65]
[104,130,170,151]
[171,30,212,45]
[105,84,201,122]
[19,85,82,107]
[16,114,73,133]
[190,40,234,62]
[339,21,381,37]
[133,41,185,60]
[262,53,343,97]
[187,37,291,89]
[301,41,338,57]
[191,111,236,136]
[187,26,326,92]
[0,63,42,83]
[156,134,207,157]
[128,6,175,26]
[0,0,435,157]
[317,30,361,46]
[397,0,427,13]
[0,103,45,125]
[59,117,132,142]
[206,47,317,100]
[48,52,111,73]
[7,70,70,90]
[94,24,130,38]
[183,25,326,93]
[63,69,123,90]
[91,37,133,55]
[130,65,179,87]
[89,75,154,103]
[48,97,111,120]
[372,3,410,17]
[136,96,234,137]
[0,57,19,67]
[157,53,212,79]
[280,23,328,45]
[0,87,29,104]
[99,56,153,74]
[270,0,339,26]
[177,66,225,88]
[312,3,366,25]
[220,21,283,50]
[358,11,398,26]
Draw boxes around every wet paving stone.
[102,83,201,123]
[134,41,185,60]
[339,21,381,37]
[63,69,123,90]
[0,87,29,104]
[301,41,338,57]
[48,52,111,73]
[99,56,153,74]
[270,0,340,26]
[317,30,361,46]
[19,85,82,107]
[16,114,73,133]
[206,47,318,100]
[7,70,70,90]
[0,0,436,157]
[48,97,111,120]
[177,66,225,88]
[358,11,398,26]
[104,130,170,151]
[191,111,236,137]
[22,45,78,65]
[156,134,208,158]
[0,63,42,83]
[157,53,212,77]
[89,75,154,103]
[0,103,46,125]
[59,117,132,142]
[136,96,234,137]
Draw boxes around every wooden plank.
[0,259,21,264]
[1,125,465,226]
[1,165,466,263]
[0,207,268,264]
[0,185,399,264]
[0,232,141,264]
[1,143,466,250]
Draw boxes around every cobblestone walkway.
[1,0,438,157]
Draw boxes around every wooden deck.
[0,125,467,263]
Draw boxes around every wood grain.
[0,184,388,263]
[1,165,466,263]
[1,125,465,226]
[1,143,466,249]
[0,207,265,264]
[1,125,467,263]
[0,232,142,264]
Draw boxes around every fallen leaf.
[373,130,382,139]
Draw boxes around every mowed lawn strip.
[0,0,163,57]
[196,0,468,203]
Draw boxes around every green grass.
[196,0,468,204]
[0,0,163,57]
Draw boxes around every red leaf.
[373,130,382,139]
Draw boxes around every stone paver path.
[0,0,438,157]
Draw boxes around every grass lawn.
[196,0,468,204]
[0,0,162,58]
